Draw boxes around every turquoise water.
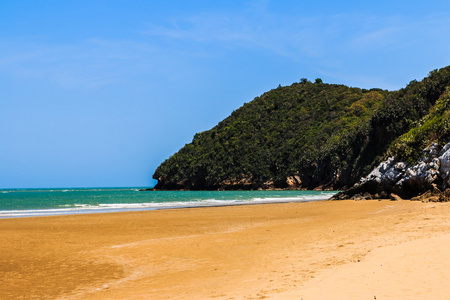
[0,188,337,218]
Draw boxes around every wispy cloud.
[1,6,450,92]
[144,9,450,64]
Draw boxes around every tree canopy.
[153,66,450,190]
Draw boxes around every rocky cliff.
[333,142,450,201]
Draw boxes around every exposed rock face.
[153,175,306,191]
[286,176,302,188]
[333,142,450,201]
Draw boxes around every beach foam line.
[0,193,336,218]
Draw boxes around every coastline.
[1,199,450,299]
[0,198,331,219]
[0,189,336,219]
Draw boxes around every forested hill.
[153,66,450,190]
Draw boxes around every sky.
[1,0,450,188]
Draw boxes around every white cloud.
[1,7,450,92]
[143,9,450,65]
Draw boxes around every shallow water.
[0,188,337,218]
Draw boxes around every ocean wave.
[0,193,336,219]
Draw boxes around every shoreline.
[0,199,331,219]
[1,199,450,299]
[0,191,336,219]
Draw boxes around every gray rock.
[439,146,450,187]
[358,157,406,190]
[396,159,439,189]
[439,141,450,156]
[341,141,450,200]
[359,157,397,185]
[422,142,440,163]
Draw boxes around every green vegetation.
[153,66,450,190]
[389,86,450,164]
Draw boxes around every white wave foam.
[0,193,336,218]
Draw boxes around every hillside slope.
[333,79,450,200]
[153,66,450,190]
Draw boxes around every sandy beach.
[1,199,450,299]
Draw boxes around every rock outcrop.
[333,142,450,201]
[152,175,306,190]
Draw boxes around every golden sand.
[1,200,450,299]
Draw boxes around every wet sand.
[1,200,450,299]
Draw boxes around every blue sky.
[1,0,450,188]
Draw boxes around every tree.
[315,78,323,84]
[300,78,308,84]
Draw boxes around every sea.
[0,188,337,219]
